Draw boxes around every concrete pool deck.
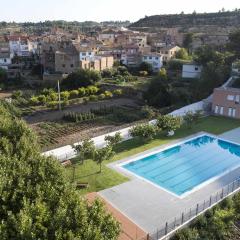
[99,130,240,235]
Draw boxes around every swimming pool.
[122,134,240,197]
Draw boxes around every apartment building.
[55,49,79,74]
[212,87,240,119]
[159,46,181,62]
[142,53,163,72]
[0,36,11,69]
[80,55,114,71]
[8,36,30,57]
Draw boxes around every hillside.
[129,11,240,31]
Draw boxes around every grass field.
[65,116,240,194]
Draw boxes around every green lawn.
[65,116,240,194]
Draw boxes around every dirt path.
[25,98,139,124]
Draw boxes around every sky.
[1,0,240,23]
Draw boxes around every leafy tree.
[228,30,240,58]
[144,74,172,108]
[183,33,194,51]
[157,115,182,133]
[62,69,101,89]
[139,62,153,74]
[93,146,114,172]
[175,48,190,60]
[0,101,120,240]
[73,139,95,164]
[104,132,123,147]
[130,124,157,141]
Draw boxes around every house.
[212,87,240,119]
[0,36,11,70]
[142,53,163,72]
[8,36,30,57]
[55,49,79,74]
[98,30,118,44]
[80,55,114,71]
[159,46,181,63]
[121,53,142,67]
[182,63,202,79]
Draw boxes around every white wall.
[182,64,202,79]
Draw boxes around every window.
[228,107,232,117]
[232,108,236,117]
[62,64,65,68]
[149,57,152,60]
[155,57,159,60]
[70,64,74,68]
[4,59,7,62]
[215,105,219,114]
[220,107,224,115]
[235,95,240,103]
[82,53,86,56]
[144,56,147,60]
[195,67,199,71]
[227,95,234,101]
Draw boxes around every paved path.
[219,127,240,144]
[86,192,147,240]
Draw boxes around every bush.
[141,106,156,119]
[78,87,86,97]
[104,132,123,146]
[157,115,182,133]
[130,123,157,141]
[30,96,40,105]
[60,91,70,101]
[86,85,99,95]
[89,95,98,101]
[70,90,79,99]
[104,91,113,98]
[139,71,148,76]
[12,90,23,99]
[46,101,58,109]
[98,93,106,100]
[38,95,47,104]
[113,89,123,96]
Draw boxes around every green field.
[65,116,240,194]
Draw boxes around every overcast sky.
[1,0,239,22]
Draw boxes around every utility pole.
[57,80,61,111]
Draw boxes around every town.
[1,3,240,240]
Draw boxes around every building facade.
[212,87,240,119]
[182,63,202,79]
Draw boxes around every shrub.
[89,95,98,101]
[113,89,123,96]
[12,90,23,99]
[104,132,123,146]
[38,95,47,104]
[46,101,58,109]
[130,123,157,141]
[82,97,89,104]
[78,87,86,97]
[30,96,40,105]
[63,111,95,123]
[104,91,113,98]
[157,115,182,133]
[70,90,79,99]
[60,91,70,101]
[98,93,106,100]
[139,71,148,76]
[141,105,156,119]
[86,85,99,95]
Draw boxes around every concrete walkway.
[219,127,240,144]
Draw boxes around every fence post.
[174,217,176,228]
[165,222,168,235]
[181,212,184,224]
[227,184,230,194]
[196,204,199,215]
[232,181,235,192]
[216,192,218,202]
[209,196,212,206]
[203,200,205,210]
[221,188,224,198]
[189,208,191,218]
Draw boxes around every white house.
[8,36,30,57]
[182,63,202,79]
[79,49,96,61]
[142,54,163,72]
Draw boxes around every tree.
[0,67,7,84]
[139,62,153,75]
[228,30,240,58]
[62,69,101,89]
[171,228,200,240]
[183,33,194,51]
[175,48,190,60]
[130,124,157,141]
[93,146,114,173]
[157,115,182,134]
[183,111,203,129]
[73,139,95,164]
[0,101,120,240]
[104,132,123,147]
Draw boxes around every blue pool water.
[123,135,240,196]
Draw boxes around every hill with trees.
[129,10,240,31]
